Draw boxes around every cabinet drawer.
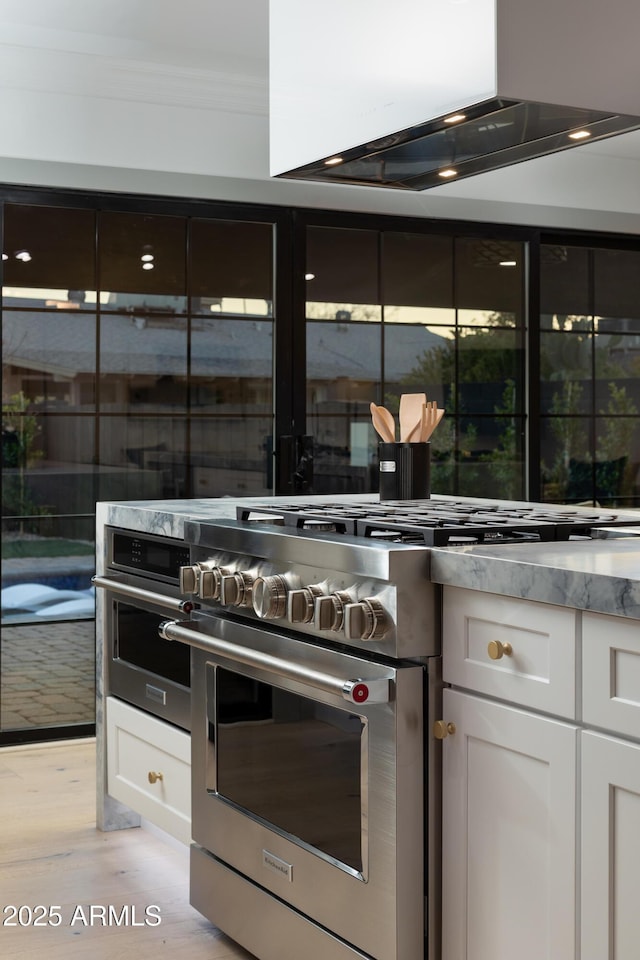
[106,697,191,844]
[443,587,576,717]
[583,613,640,741]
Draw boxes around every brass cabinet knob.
[147,771,164,784]
[433,720,456,740]
[488,640,513,660]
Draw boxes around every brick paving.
[1,618,95,731]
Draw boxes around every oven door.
[162,612,425,960]
[95,574,193,731]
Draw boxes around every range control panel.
[180,519,438,660]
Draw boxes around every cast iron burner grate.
[237,499,636,547]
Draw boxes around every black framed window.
[540,242,640,505]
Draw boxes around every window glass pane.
[191,219,273,315]
[540,313,593,332]
[306,302,382,322]
[2,204,96,304]
[594,248,640,327]
[383,324,454,414]
[382,232,453,308]
[99,314,187,413]
[457,309,517,328]
[458,327,522,414]
[98,416,187,500]
[307,323,382,417]
[190,318,272,414]
[99,211,186,313]
[1,620,94,732]
[457,415,525,501]
[306,415,376,495]
[540,244,590,320]
[595,416,640,503]
[2,515,95,626]
[540,416,591,502]
[541,331,593,414]
[384,306,455,325]
[3,311,96,411]
[2,412,96,516]
[306,227,379,305]
[455,238,524,313]
[190,417,272,497]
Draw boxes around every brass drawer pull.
[433,720,456,740]
[147,771,164,784]
[488,640,513,660]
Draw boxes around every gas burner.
[237,499,637,547]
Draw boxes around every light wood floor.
[0,738,255,960]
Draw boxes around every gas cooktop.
[237,498,640,547]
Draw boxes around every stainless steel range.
[160,497,640,960]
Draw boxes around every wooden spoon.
[376,405,396,442]
[399,393,426,442]
[370,402,395,442]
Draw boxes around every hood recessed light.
[324,156,343,166]
[444,113,466,124]
[568,129,591,140]
[438,168,458,178]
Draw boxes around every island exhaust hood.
[269,0,640,190]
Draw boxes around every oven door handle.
[92,575,196,615]
[158,619,391,705]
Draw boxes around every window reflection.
[190,418,272,497]
[3,310,96,411]
[190,318,273,414]
[99,211,187,313]
[191,219,273,313]
[2,204,96,299]
[99,314,187,413]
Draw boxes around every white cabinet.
[106,697,191,845]
[582,611,640,740]
[443,587,576,717]
[441,688,577,960]
[442,587,640,960]
[581,731,640,960]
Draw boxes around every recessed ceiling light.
[142,262,154,271]
[2,253,8,261]
[444,113,466,124]
[568,129,591,140]
[305,273,315,280]
[324,156,343,166]
[141,254,154,262]
[499,260,517,267]
[438,168,458,178]
[15,249,32,262]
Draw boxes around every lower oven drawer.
[106,696,191,844]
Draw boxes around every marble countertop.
[96,496,640,620]
[430,537,640,620]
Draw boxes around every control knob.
[287,585,324,624]
[314,591,352,632]
[343,598,388,642]
[252,575,289,620]
[199,566,232,600]
[180,560,223,596]
[220,571,254,607]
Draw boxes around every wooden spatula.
[399,393,426,442]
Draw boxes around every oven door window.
[115,602,190,688]
[212,666,365,874]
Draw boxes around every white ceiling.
[0,0,638,232]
